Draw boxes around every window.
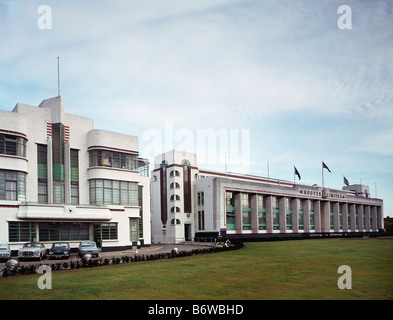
[170,206,181,213]
[130,218,139,242]
[170,182,180,189]
[0,170,26,201]
[298,199,304,230]
[90,179,138,206]
[286,198,292,230]
[226,192,235,230]
[258,195,266,230]
[197,192,204,206]
[0,133,26,157]
[70,149,79,205]
[170,170,180,177]
[310,201,315,230]
[272,197,280,230]
[330,203,334,229]
[339,204,343,229]
[170,194,180,201]
[9,222,36,242]
[37,144,48,203]
[89,149,137,171]
[241,194,251,230]
[39,223,89,241]
[198,210,205,230]
[94,223,118,240]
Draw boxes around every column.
[342,203,348,232]
[304,199,310,232]
[266,195,273,233]
[279,197,286,233]
[358,205,364,231]
[364,206,370,232]
[314,200,321,233]
[292,198,299,232]
[251,194,258,233]
[333,202,340,232]
[350,204,356,231]
[371,206,377,231]
[320,201,330,233]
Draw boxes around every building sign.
[299,188,346,200]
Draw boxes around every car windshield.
[23,243,41,248]
[0,244,9,250]
[81,242,96,247]
[53,243,68,249]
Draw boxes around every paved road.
[0,243,214,268]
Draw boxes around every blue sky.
[1,0,392,216]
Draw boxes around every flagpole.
[322,162,324,187]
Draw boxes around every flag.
[294,166,301,180]
[344,176,349,186]
[322,161,331,173]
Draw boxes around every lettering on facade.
[299,189,345,200]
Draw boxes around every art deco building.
[151,150,384,243]
[0,96,150,252]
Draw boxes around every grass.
[0,238,392,300]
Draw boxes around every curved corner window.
[89,149,137,171]
[0,133,26,157]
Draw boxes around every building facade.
[151,150,384,243]
[0,96,150,252]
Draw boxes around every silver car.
[18,242,47,261]
[78,241,100,257]
[0,243,11,261]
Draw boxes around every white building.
[151,150,384,243]
[0,96,150,253]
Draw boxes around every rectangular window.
[37,144,48,203]
[0,170,26,201]
[39,223,89,241]
[94,223,118,240]
[298,199,304,230]
[90,179,138,206]
[258,195,266,230]
[0,133,26,157]
[129,218,139,242]
[225,191,235,230]
[272,197,280,230]
[198,210,205,230]
[310,201,315,230]
[9,222,36,242]
[330,203,334,229]
[286,198,292,230]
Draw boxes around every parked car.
[49,242,70,259]
[78,241,100,257]
[0,243,11,261]
[18,242,47,261]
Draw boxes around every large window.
[9,222,36,242]
[298,199,304,230]
[310,201,315,230]
[0,170,26,201]
[94,223,118,240]
[272,197,280,230]
[37,144,48,203]
[242,193,251,230]
[0,133,26,157]
[226,191,235,230]
[89,149,137,171]
[198,210,205,230]
[286,198,292,230]
[90,179,138,206]
[39,222,89,241]
[258,195,266,230]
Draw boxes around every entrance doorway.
[184,224,191,241]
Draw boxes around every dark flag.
[322,161,331,173]
[344,176,349,186]
[294,166,301,180]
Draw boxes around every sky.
[0,0,392,216]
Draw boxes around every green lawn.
[1,239,392,300]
